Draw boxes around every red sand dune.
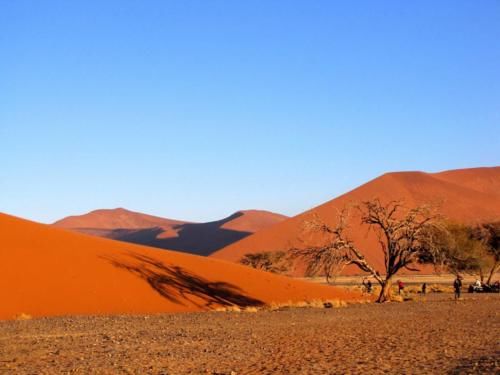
[53,209,287,256]
[212,167,500,274]
[53,207,185,229]
[0,213,359,319]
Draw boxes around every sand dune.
[53,208,287,256]
[0,213,358,319]
[53,207,186,229]
[212,167,500,274]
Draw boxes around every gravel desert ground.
[1,294,498,374]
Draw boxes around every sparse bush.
[240,251,291,274]
[214,298,360,312]
[472,222,500,284]
[421,222,493,281]
[268,299,349,310]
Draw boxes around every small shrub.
[240,251,291,274]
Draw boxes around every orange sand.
[0,213,359,320]
[53,208,287,256]
[53,207,187,229]
[212,167,500,274]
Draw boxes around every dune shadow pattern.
[99,212,252,256]
[103,253,264,309]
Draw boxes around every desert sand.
[53,208,287,255]
[212,167,500,274]
[53,207,187,230]
[1,294,498,374]
[0,213,360,319]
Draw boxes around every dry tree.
[292,199,444,302]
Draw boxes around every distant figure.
[454,276,462,300]
[422,282,427,295]
[367,280,372,294]
[474,279,482,288]
[398,280,405,295]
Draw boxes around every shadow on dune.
[103,253,264,309]
[95,212,252,256]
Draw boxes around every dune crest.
[211,167,500,274]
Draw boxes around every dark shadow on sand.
[92,212,252,256]
[103,252,264,309]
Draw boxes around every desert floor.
[0,293,498,375]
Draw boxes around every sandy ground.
[1,294,498,374]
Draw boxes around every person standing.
[453,276,462,300]
[422,282,427,295]
[398,280,405,295]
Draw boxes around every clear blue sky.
[1,1,499,224]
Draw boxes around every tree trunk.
[486,263,499,285]
[377,279,392,303]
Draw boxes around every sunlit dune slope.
[53,207,186,229]
[212,167,500,274]
[0,213,358,319]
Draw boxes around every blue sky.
[1,1,499,223]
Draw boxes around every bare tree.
[240,251,291,274]
[292,199,442,302]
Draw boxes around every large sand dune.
[0,213,358,319]
[212,167,500,274]
[53,208,287,256]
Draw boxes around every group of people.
[362,275,500,300]
[360,275,496,299]
[361,278,412,295]
[359,277,466,299]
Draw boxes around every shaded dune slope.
[212,167,500,274]
[0,213,358,319]
[53,209,287,256]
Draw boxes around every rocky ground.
[0,294,498,374]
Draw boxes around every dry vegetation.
[287,200,500,303]
[213,298,362,312]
